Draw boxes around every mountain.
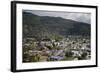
[23,12,91,39]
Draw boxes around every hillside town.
[23,36,91,62]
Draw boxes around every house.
[54,50,64,56]
[70,49,82,57]
[49,56,64,61]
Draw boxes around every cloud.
[23,10,91,24]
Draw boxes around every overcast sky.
[23,10,91,24]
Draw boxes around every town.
[23,36,91,62]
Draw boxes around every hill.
[23,12,90,40]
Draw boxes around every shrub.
[65,51,73,57]
[78,52,87,60]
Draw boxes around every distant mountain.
[23,12,90,38]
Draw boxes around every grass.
[62,56,75,61]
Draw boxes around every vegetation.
[23,12,90,39]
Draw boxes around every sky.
[23,10,91,24]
